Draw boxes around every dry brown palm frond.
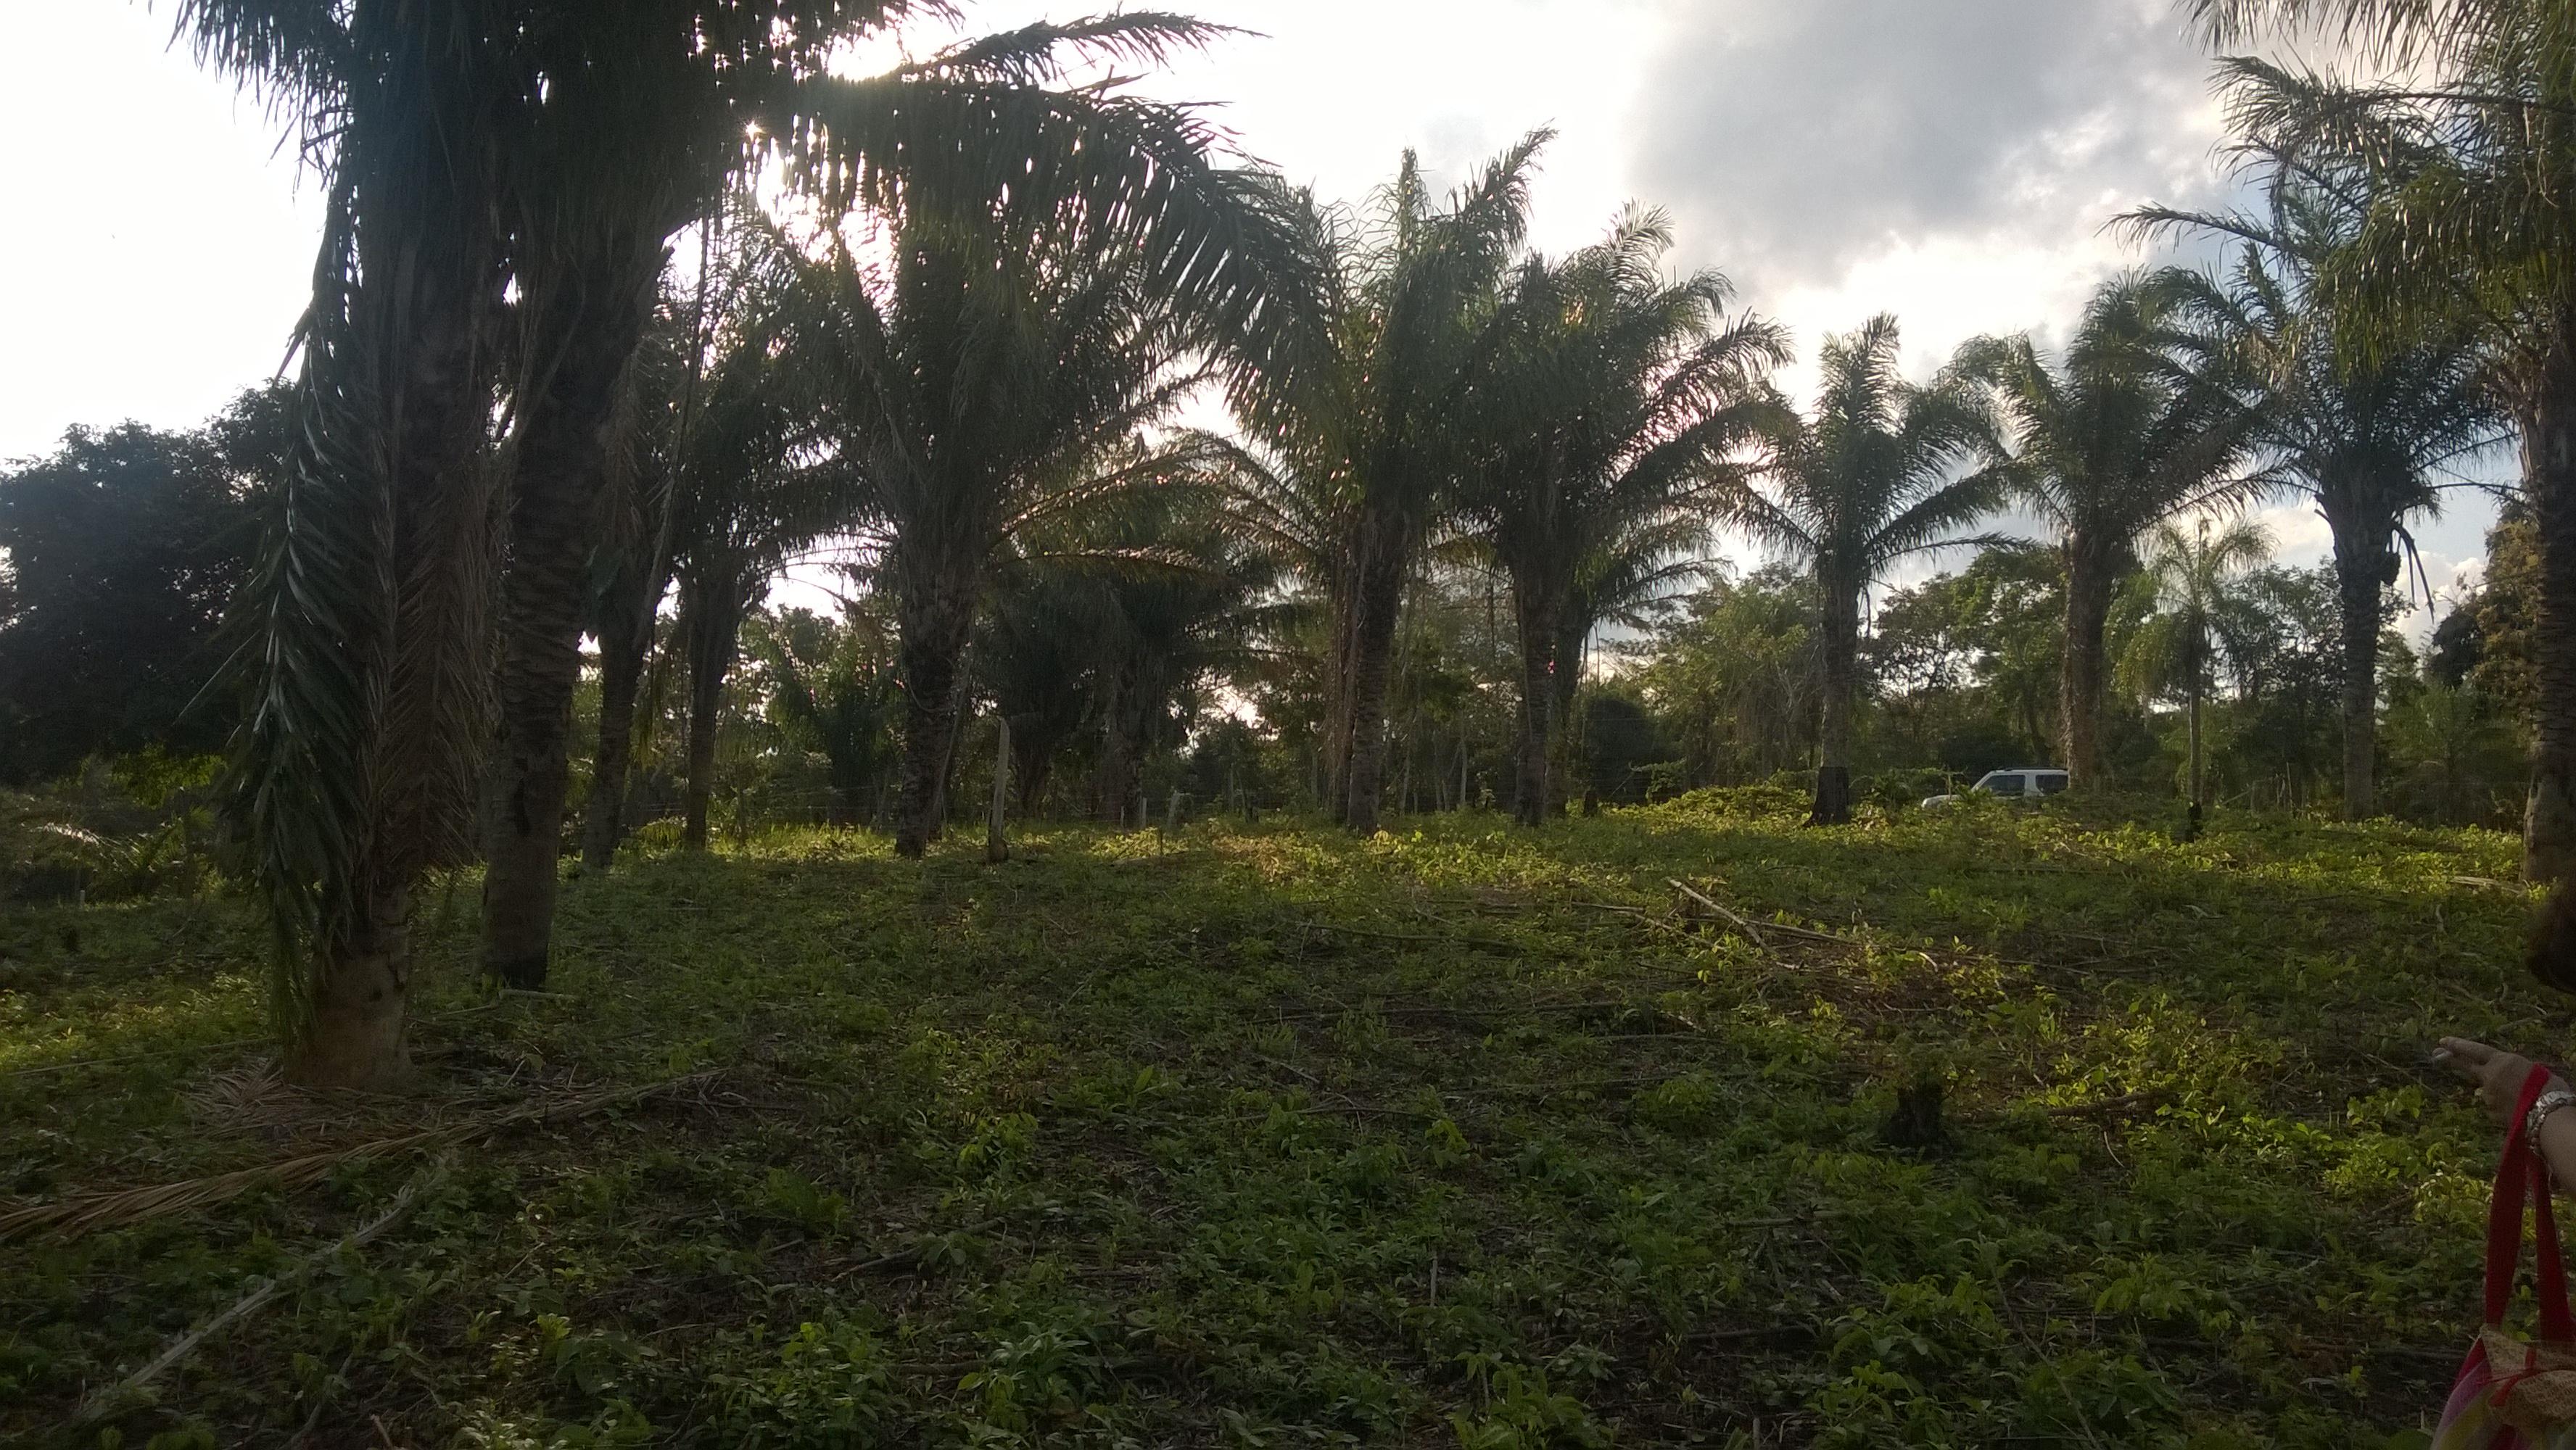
[0,1071,720,1243]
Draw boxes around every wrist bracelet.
[2528,1085,2576,1143]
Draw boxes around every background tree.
[1226,137,1546,834]
[577,299,688,869]
[1458,209,1785,824]
[2142,173,2507,818]
[2120,516,2273,828]
[1863,542,2068,774]
[748,605,900,828]
[0,388,283,783]
[1962,274,2248,790]
[1730,316,2007,825]
[1632,567,1818,786]
[665,240,844,851]
[790,171,1300,856]
[2187,0,2576,872]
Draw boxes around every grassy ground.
[0,788,2561,1448]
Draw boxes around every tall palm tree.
[1220,138,1548,833]
[2137,178,2509,818]
[1960,274,2251,790]
[789,170,1302,856]
[1457,210,1787,825]
[186,0,515,1087]
[1730,316,2010,825]
[2124,516,2275,829]
[664,241,849,851]
[2184,0,2576,876]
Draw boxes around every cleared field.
[0,791,2551,1447]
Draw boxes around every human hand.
[2435,1037,2565,1130]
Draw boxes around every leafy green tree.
[1634,567,1818,787]
[2119,517,2274,821]
[2185,0,2576,870]
[2216,564,2349,806]
[2140,175,2508,818]
[1730,316,2008,824]
[1865,542,2068,771]
[1960,273,2250,792]
[2385,676,2526,825]
[748,607,899,828]
[0,389,284,783]
[1456,210,1785,824]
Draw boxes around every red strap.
[2485,1064,2575,1338]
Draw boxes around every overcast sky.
[1,1,2501,631]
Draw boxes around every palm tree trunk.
[275,199,503,1089]
[1099,668,1135,824]
[1554,617,1585,814]
[1508,570,1561,827]
[2060,544,2115,788]
[2328,514,2393,821]
[1320,563,1359,823]
[480,239,661,987]
[296,890,413,1088]
[2522,334,2576,882]
[1810,592,1858,826]
[894,566,976,858]
[1341,513,1411,836]
[580,581,658,868]
[2187,679,2205,813]
[679,573,744,851]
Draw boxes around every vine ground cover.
[0,789,2559,1447]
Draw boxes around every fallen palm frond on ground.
[65,1164,443,1431]
[0,1072,718,1242]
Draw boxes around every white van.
[1922,768,2070,808]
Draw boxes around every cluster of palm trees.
[2174,0,2576,877]
[184,0,2574,1089]
[191,1,1321,1086]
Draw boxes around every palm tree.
[2123,516,2274,829]
[1456,210,1786,825]
[577,295,689,871]
[788,171,1300,856]
[1078,484,1284,824]
[1960,274,2251,790]
[2183,0,2576,876]
[2137,175,2509,819]
[1730,316,2010,825]
[664,244,849,852]
[186,0,515,1087]
[1218,138,1547,833]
